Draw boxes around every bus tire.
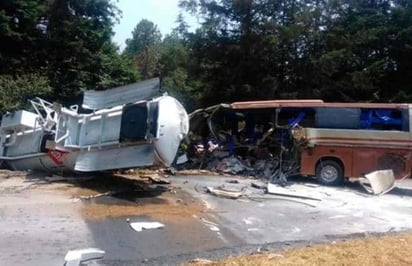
[316,159,344,186]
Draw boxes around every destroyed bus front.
[0,78,189,173]
[187,100,412,185]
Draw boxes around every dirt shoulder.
[188,232,412,265]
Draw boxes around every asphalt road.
[172,175,412,244]
[0,173,412,265]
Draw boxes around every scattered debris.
[209,226,220,232]
[79,191,113,200]
[213,156,252,174]
[199,217,221,232]
[201,181,319,208]
[165,167,177,175]
[256,246,270,253]
[44,175,67,182]
[142,173,171,184]
[176,153,189,165]
[302,183,320,188]
[184,103,304,183]
[270,168,288,186]
[206,186,242,199]
[189,258,214,264]
[127,220,165,232]
[200,217,219,227]
[267,183,321,201]
[64,248,105,266]
[267,253,284,259]
[185,101,412,189]
[176,198,184,203]
[251,181,267,190]
[247,228,259,232]
[178,169,220,176]
[357,169,396,195]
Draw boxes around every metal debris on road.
[357,169,396,195]
[267,183,321,201]
[141,173,171,184]
[79,191,113,200]
[64,248,105,266]
[209,226,220,232]
[199,217,221,232]
[267,253,284,259]
[251,181,267,190]
[127,220,165,232]
[189,258,214,264]
[206,186,243,199]
[200,217,219,227]
[44,175,68,182]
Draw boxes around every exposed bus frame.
[191,99,411,185]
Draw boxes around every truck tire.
[316,159,344,186]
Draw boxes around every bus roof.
[230,100,410,110]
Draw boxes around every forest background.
[1,0,412,113]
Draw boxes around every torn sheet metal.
[74,144,155,172]
[82,77,160,110]
[128,221,165,232]
[64,248,105,266]
[359,169,396,195]
[187,99,412,187]
[186,103,301,181]
[141,173,171,184]
[206,186,242,199]
[267,183,321,201]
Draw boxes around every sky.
[113,0,198,50]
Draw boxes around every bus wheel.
[316,160,344,186]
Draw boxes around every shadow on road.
[24,170,169,204]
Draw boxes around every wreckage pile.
[182,105,304,184]
[194,149,300,184]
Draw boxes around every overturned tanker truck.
[0,78,189,172]
[188,99,412,186]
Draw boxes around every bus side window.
[402,109,409,131]
[361,108,406,131]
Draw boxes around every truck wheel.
[316,160,344,186]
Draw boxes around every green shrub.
[0,74,52,113]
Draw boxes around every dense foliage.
[176,0,412,106]
[1,0,412,113]
[0,0,137,111]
